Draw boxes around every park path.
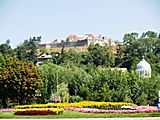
[3,118,160,120]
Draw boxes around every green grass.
[0,111,160,118]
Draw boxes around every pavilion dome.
[136,58,151,78]
[136,59,151,70]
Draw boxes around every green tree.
[14,36,41,64]
[127,71,141,102]
[58,82,69,102]
[67,65,93,100]
[87,43,115,67]
[39,63,71,103]
[39,48,48,54]
[136,75,160,105]
[39,63,57,103]
[88,68,142,102]
[62,49,83,65]
[81,51,94,65]
[0,39,14,56]
[141,31,157,38]
[0,54,41,107]
[121,31,160,72]
[115,42,125,67]
[121,32,140,69]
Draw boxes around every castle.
[38,34,117,49]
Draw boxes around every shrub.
[69,96,83,103]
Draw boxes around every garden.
[0,101,160,118]
[0,32,160,118]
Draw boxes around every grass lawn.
[1,110,160,118]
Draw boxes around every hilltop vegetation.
[0,31,160,107]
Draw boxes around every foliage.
[87,43,115,67]
[14,36,41,64]
[69,96,83,103]
[67,65,93,100]
[0,40,14,56]
[39,62,93,103]
[39,63,58,103]
[0,54,41,107]
[38,61,160,105]
[39,63,70,103]
[1,30,160,107]
[39,48,48,54]
[121,31,160,72]
[58,82,69,103]
[62,49,83,65]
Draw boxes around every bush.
[69,96,83,103]
[135,92,148,105]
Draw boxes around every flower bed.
[64,107,160,114]
[0,109,15,112]
[14,108,64,115]
[15,101,136,109]
[15,110,56,115]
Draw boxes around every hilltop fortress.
[38,34,118,48]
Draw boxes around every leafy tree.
[59,40,65,63]
[14,36,41,64]
[141,31,157,38]
[39,63,71,103]
[136,92,148,105]
[58,82,69,102]
[103,44,115,67]
[0,39,14,56]
[81,51,94,65]
[87,43,103,66]
[39,48,48,54]
[87,68,142,102]
[62,49,83,65]
[87,43,115,67]
[127,71,141,102]
[115,42,125,67]
[136,75,160,105]
[0,54,41,107]
[123,32,138,44]
[121,31,160,72]
[121,32,140,69]
[39,63,58,103]
[67,65,93,100]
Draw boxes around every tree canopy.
[14,36,41,64]
[0,39,14,56]
[0,54,41,108]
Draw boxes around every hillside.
[48,46,89,53]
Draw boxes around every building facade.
[38,34,117,49]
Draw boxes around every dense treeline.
[38,63,160,105]
[0,54,41,108]
[0,31,160,107]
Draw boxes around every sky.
[0,0,160,48]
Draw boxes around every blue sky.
[0,0,159,48]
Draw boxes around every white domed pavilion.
[136,57,151,78]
